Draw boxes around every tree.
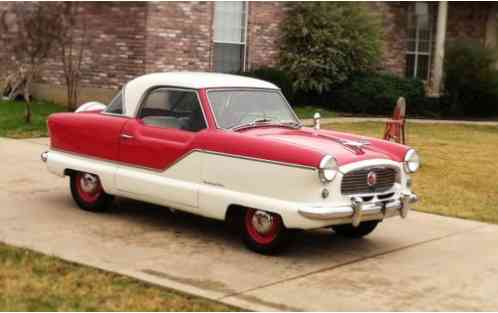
[280,2,383,94]
[58,3,92,111]
[444,40,498,116]
[0,3,63,123]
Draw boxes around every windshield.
[207,90,300,130]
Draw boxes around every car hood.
[239,126,407,166]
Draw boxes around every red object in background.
[383,97,407,144]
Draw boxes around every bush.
[243,67,442,117]
[331,72,426,115]
[291,72,426,116]
[444,40,498,117]
[240,67,294,101]
[280,2,383,94]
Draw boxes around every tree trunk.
[23,73,32,123]
[66,79,80,111]
[24,101,32,123]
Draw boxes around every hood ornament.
[313,112,321,133]
[340,139,369,154]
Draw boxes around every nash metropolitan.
[42,72,419,254]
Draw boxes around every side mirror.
[313,112,321,131]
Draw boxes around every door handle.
[120,134,134,140]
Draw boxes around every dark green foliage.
[444,40,498,117]
[332,72,426,115]
[280,2,383,93]
[290,72,426,116]
[240,67,294,100]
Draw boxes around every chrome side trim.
[49,147,317,173]
[50,147,164,172]
[101,112,132,119]
[200,150,316,171]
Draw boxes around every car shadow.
[102,197,377,257]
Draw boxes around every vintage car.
[42,72,419,254]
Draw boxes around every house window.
[406,3,434,80]
[213,2,248,73]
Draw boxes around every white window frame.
[406,3,434,80]
[213,1,249,72]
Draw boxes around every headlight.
[404,149,420,173]
[319,155,338,183]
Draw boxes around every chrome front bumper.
[298,193,418,227]
[41,151,49,162]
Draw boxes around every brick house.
[0,1,496,105]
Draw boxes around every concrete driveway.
[1,137,498,311]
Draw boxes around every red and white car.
[42,72,419,254]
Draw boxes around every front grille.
[341,167,396,195]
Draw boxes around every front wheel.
[241,208,293,254]
[332,220,379,238]
[70,171,112,212]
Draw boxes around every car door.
[116,87,207,208]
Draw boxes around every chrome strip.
[200,150,316,171]
[101,112,132,119]
[51,147,165,173]
[338,161,400,175]
[50,147,317,173]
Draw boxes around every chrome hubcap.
[251,210,274,234]
[80,173,98,193]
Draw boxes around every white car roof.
[123,72,279,117]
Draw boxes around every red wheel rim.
[245,209,282,245]
[75,173,102,203]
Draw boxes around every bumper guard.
[298,192,418,227]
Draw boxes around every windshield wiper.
[231,118,274,131]
[231,119,303,131]
[278,120,303,128]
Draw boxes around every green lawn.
[293,105,336,119]
[0,243,236,311]
[0,99,64,138]
[324,122,498,224]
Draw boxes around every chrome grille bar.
[341,167,396,195]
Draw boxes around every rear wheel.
[70,171,112,212]
[332,220,379,238]
[241,208,293,254]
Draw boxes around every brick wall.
[246,2,287,70]
[145,2,213,73]
[41,3,148,90]
[0,2,21,82]
[376,3,409,76]
[446,3,491,44]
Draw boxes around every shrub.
[444,40,498,117]
[240,67,294,101]
[328,72,426,115]
[280,2,383,94]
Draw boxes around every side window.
[139,89,207,132]
[106,91,123,114]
